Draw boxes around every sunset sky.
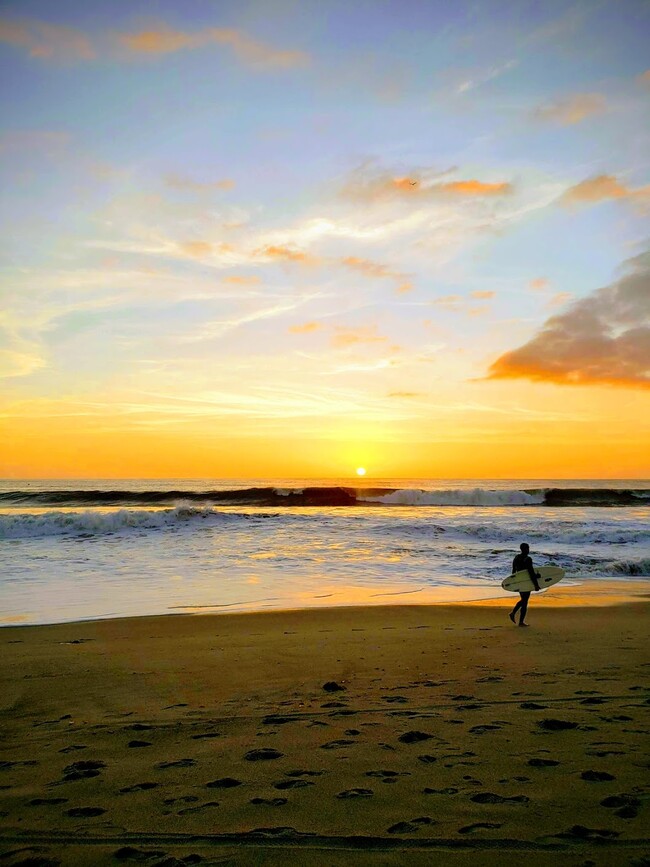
[1,0,649,479]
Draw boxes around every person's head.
[520,542,530,554]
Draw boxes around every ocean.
[1,478,649,627]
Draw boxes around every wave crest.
[0,505,228,539]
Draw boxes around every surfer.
[509,542,541,627]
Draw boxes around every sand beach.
[1,583,649,866]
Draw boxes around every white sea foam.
[359,488,545,506]
[0,505,229,539]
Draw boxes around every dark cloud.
[486,251,650,389]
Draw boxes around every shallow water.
[2,480,649,626]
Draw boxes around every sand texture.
[1,585,649,865]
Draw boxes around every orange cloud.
[342,256,393,278]
[534,92,606,125]
[637,70,650,87]
[529,277,549,291]
[563,174,628,203]
[222,275,260,286]
[561,175,650,210]
[439,180,511,196]
[340,165,509,202]
[0,16,94,61]
[256,245,318,264]
[165,173,235,192]
[178,241,214,257]
[471,290,495,299]
[387,392,425,398]
[289,322,322,334]
[547,291,573,307]
[118,26,308,68]
[331,326,387,348]
[486,251,650,389]
[341,256,412,293]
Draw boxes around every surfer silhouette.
[509,542,541,627]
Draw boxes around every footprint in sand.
[555,825,620,839]
[423,787,458,795]
[250,797,288,806]
[601,794,640,818]
[320,740,355,750]
[206,778,242,788]
[398,731,433,744]
[178,801,220,815]
[417,755,438,764]
[163,796,198,805]
[469,725,501,735]
[244,749,284,761]
[470,792,529,804]
[581,770,616,781]
[285,770,324,777]
[337,788,373,798]
[0,760,38,771]
[382,696,408,704]
[323,681,346,693]
[127,740,152,748]
[274,779,314,790]
[60,760,106,782]
[156,759,196,770]
[119,782,159,793]
[366,770,408,780]
[387,817,436,833]
[65,806,106,817]
[263,714,301,725]
[58,745,87,753]
[191,732,221,740]
[528,758,560,767]
[537,719,578,731]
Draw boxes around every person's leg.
[518,591,531,625]
[510,594,523,623]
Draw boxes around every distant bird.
[410,181,417,185]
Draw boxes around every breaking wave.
[1,485,648,508]
[0,505,233,539]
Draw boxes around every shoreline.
[1,583,649,864]
[2,579,649,631]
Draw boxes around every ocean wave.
[359,488,544,506]
[1,485,648,508]
[0,505,234,539]
[610,558,650,576]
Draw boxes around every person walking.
[509,542,541,627]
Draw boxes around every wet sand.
[1,582,649,865]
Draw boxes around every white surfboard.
[502,565,565,593]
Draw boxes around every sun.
[356,467,366,476]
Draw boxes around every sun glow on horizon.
[356,467,367,476]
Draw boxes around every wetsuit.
[510,553,540,625]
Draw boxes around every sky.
[1,0,649,479]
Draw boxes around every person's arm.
[526,557,541,591]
